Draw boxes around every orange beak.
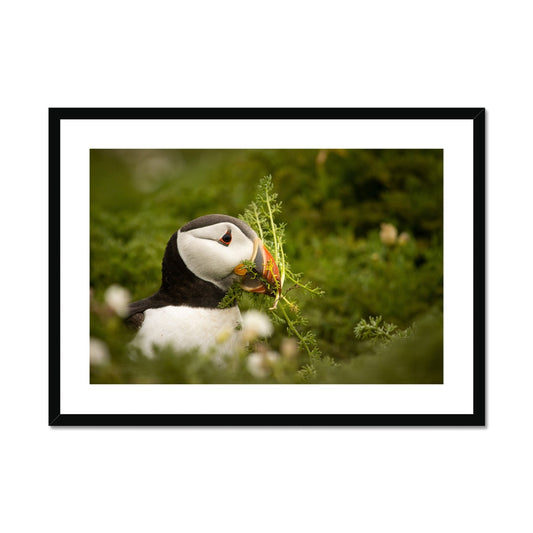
[235,239,282,297]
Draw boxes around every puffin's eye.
[219,230,232,246]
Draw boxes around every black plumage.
[125,230,226,330]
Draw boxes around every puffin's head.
[177,214,281,296]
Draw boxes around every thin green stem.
[284,272,323,296]
[279,303,313,361]
[264,185,285,286]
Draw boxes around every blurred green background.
[90,148,443,384]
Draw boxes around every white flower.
[104,284,130,317]
[90,337,110,366]
[241,310,274,342]
[280,337,299,359]
[379,223,398,246]
[398,232,410,246]
[246,350,280,379]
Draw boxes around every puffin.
[126,214,281,358]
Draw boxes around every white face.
[177,221,256,290]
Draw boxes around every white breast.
[130,305,243,359]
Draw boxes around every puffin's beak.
[235,239,282,297]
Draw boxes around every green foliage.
[217,280,246,309]
[354,316,412,343]
[241,175,287,287]
[308,312,443,384]
[90,148,443,384]
[238,175,326,370]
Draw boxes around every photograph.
[8,5,532,531]
[90,147,444,386]
[49,108,483,425]
[9,0,533,533]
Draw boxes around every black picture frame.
[49,107,485,427]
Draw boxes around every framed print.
[49,108,485,426]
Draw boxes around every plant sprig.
[354,316,413,344]
[237,175,326,367]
